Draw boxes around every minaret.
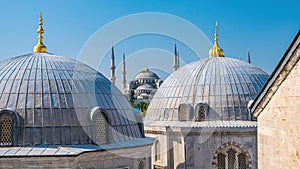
[173,40,179,71]
[110,46,116,84]
[247,48,251,64]
[209,21,224,57]
[177,51,180,69]
[122,53,127,94]
[33,12,47,53]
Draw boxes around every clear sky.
[0,0,299,88]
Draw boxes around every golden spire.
[145,64,149,72]
[209,21,224,57]
[33,12,47,53]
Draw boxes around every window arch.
[195,103,208,121]
[94,112,109,145]
[213,142,251,169]
[0,115,13,146]
[179,103,191,121]
[0,110,19,147]
[138,159,145,169]
[238,153,247,169]
[217,153,226,169]
[155,140,161,161]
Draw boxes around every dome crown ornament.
[209,21,224,57]
[33,12,47,53]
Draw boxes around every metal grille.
[227,148,236,169]
[198,106,206,121]
[95,113,107,144]
[217,153,226,169]
[138,160,144,169]
[238,153,247,169]
[1,116,12,146]
[155,141,161,161]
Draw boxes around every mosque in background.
[0,13,153,169]
[144,22,269,169]
[109,42,181,104]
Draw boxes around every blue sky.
[0,0,299,88]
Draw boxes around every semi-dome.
[0,53,142,146]
[145,57,269,122]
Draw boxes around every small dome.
[145,57,269,122]
[134,70,159,80]
[0,53,142,146]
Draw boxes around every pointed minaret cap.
[209,21,224,57]
[33,12,47,53]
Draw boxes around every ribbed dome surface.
[0,53,142,146]
[145,57,269,121]
[134,70,159,79]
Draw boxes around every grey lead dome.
[145,57,269,122]
[0,53,142,146]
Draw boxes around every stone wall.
[257,58,300,168]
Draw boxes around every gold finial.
[209,21,224,57]
[33,12,47,53]
[145,64,149,72]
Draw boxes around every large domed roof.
[0,53,142,146]
[145,57,269,122]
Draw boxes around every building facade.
[251,30,300,168]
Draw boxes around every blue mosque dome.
[134,67,160,80]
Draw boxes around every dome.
[134,70,159,80]
[136,84,155,90]
[0,53,142,146]
[145,57,269,122]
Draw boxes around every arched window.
[155,140,161,161]
[0,115,13,146]
[94,113,108,144]
[179,104,190,121]
[195,103,208,121]
[217,153,226,169]
[138,160,144,169]
[238,153,247,169]
[227,148,237,169]
[213,143,250,169]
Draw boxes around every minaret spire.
[110,46,116,84]
[122,53,127,94]
[173,40,179,71]
[209,21,224,57]
[247,48,251,64]
[177,51,180,69]
[33,12,47,53]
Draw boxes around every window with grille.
[155,141,161,161]
[214,145,249,169]
[217,153,226,169]
[238,153,247,169]
[0,115,13,146]
[95,113,108,144]
[198,105,206,121]
[227,148,237,169]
